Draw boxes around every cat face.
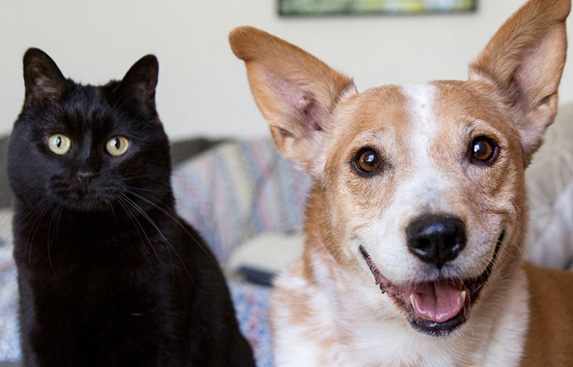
[8,49,171,212]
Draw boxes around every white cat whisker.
[126,190,213,261]
[117,196,165,268]
[120,194,193,282]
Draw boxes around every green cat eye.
[106,136,130,156]
[48,134,71,155]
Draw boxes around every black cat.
[7,49,255,367]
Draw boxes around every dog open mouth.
[359,231,505,337]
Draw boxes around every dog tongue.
[407,283,464,323]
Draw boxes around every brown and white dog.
[230,0,573,365]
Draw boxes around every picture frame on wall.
[279,0,477,16]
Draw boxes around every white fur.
[272,249,529,367]
[359,83,449,284]
[271,258,340,367]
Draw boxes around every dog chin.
[359,231,505,337]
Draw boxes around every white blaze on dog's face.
[230,0,569,337]
[321,81,525,334]
[326,82,518,282]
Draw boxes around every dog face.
[319,81,525,335]
[230,0,569,337]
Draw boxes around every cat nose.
[66,172,96,199]
[77,171,95,184]
[406,214,466,269]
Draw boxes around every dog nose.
[406,215,466,269]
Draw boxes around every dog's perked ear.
[229,26,356,176]
[469,0,571,162]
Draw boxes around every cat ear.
[115,55,159,112]
[23,48,68,105]
[469,0,570,159]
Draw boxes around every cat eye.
[353,148,382,176]
[48,134,71,155]
[106,136,130,156]
[470,136,499,164]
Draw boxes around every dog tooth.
[461,290,467,303]
[409,294,415,306]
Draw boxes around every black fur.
[8,49,255,367]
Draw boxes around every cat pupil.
[113,138,120,149]
[56,137,62,147]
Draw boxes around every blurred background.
[2,1,573,366]
[2,0,572,141]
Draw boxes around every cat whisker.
[26,206,52,264]
[126,190,213,260]
[123,172,188,181]
[117,196,165,268]
[120,195,192,281]
[122,174,165,180]
[120,195,177,273]
[124,185,169,194]
[8,197,57,262]
[107,202,119,230]
[47,203,63,273]
[19,187,48,213]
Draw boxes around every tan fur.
[470,0,571,160]
[523,264,573,365]
[230,0,573,365]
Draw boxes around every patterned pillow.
[0,238,19,361]
[172,138,311,263]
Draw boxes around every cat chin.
[60,198,113,213]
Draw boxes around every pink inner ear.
[514,29,565,108]
[297,95,322,131]
[267,70,324,132]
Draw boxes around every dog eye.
[106,136,130,157]
[48,134,71,155]
[470,136,499,164]
[353,148,382,175]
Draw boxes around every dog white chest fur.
[230,0,573,365]
[272,252,529,367]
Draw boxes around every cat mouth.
[61,197,105,211]
[58,190,117,212]
[359,231,504,337]
[51,177,122,211]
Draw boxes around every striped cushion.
[172,138,311,263]
[0,241,18,362]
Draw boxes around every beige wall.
[1,0,572,140]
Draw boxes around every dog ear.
[229,26,356,175]
[469,0,570,160]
